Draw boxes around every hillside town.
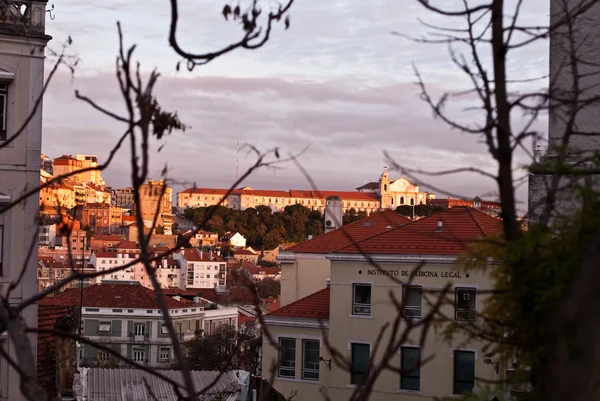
[0,1,596,401]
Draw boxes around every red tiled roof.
[336,207,503,255]
[287,209,410,254]
[235,249,257,256]
[37,304,74,398]
[111,240,139,250]
[255,267,281,276]
[180,188,234,195]
[92,234,125,241]
[122,216,136,221]
[177,248,225,262]
[39,282,188,309]
[238,313,257,327]
[92,251,138,259]
[269,288,330,319]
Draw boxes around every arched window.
[384,184,388,191]
[400,197,405,204]
[410,198,414,206]
[392,198,394,205]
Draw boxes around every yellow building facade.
[263,208,509,401]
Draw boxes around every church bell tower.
[0,2,52,400]
[378,167,393,209]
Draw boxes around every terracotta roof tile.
[176,248,225,262]
[235,249,257,256]
[92,234,125,241]
[111,241,139,250]
[39,282,187,309]
[287,209,410,254]
[336,207,503,255]
[269,287,330,319]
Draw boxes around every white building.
[75,154,105,187]
[222,231,247,248]
[40,282,238,367]
[173,248,226,289]
[0,2,51,400]
[90,250,182,289]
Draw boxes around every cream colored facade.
[177,169,435,214]
[264,256,504,401]
[279,253,330,307]
[137,179,173,235]
[75,154,105,187]
[0,2,51,400]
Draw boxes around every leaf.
[222,4,231,20]
[284,16,290,30]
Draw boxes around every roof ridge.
[268,287,330,316]
[287,209,408,252]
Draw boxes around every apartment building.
[53,155,84,182]
[37,259,96,292]
[89,234,126,251]
[75,154,105,187]
[110,187,135,208]
[78,203,123,234]
[263,207,504,401]
[233,248,259,263]
[278,209,410,306]
[174,248,226,289]
[40,282,238,367]
[0,3,52,398]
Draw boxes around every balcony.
[128,332,150,343]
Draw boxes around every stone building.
[136,179,173,235]
[0,2,52,399]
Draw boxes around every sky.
[42,0,550,210]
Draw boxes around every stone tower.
[528,0,600,222]
[378,167,393,209]
[0,1,51,400]
[324,196,343,234]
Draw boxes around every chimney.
[437,219,443,231]
[326,278,331,288]
[210,249,213,260]
[200,249,203,259]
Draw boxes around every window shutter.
[84,319,99,336]
[126,344,132,360]
[127,320,133,337]
[111,320,122,337]
[146,321,152,339]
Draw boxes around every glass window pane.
[302,340,320,381]
[279,338,296,377]
[401,347,420,391]
[401,377,420,391]
[354,285,371,304]
[454,351,475,394]
[405,286,422,307]
[351,343,370,384]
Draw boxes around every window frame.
[400,346,421,391]
[352,284,372,316]
[278,337,296,378]
[301,339,320,381]
[160,324,169,334]
[402,285,423,319]
[455,287,477,321]
[159,346,170,361]
[0,82,8,140]
[453,350,476,395]
[133,348,145,363]
[98,322,112,332]
[350,342,370,385]
[133,323,145,336]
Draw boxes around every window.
[159,346,170,361]
[352,284,371,315]
[97,350,110,361]
[455,288,476,321]
[160,324,169,334]
[302,340,320,381]
[0,83,7,140]
[453,351,475,394]
[278,338,296,378]
[400,347,421,391]
[403,286,422,319]
[351,343,370,385]
[98,322,111,332]
[134,323,145,336]
[133,348,145,363]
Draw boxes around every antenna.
[236,140,239,182]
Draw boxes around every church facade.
[177,168,435,214]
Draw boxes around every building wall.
[280,256,330,307]
[0,4,51,399]
[261,325,330,400]
[325,258,496,400]
[137,180,173,235]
